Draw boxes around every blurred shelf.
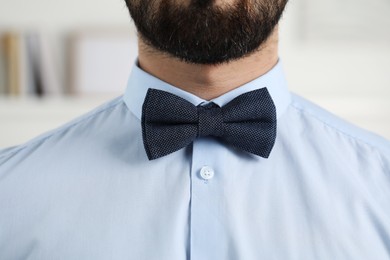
[0,94,389,148]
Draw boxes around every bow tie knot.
[197,103,224,137]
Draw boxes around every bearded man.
[0,0,389,259]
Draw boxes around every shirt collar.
[123,57,291,120]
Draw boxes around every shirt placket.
[190,137,229,260]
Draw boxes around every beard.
[125,0,288,65]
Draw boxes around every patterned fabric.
[142,88,277,160]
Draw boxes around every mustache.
[191,0,215,8]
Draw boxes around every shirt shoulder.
[0,96,125,164]
[289,94,390,160]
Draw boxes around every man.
[0,0,389,259]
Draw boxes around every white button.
[200,166,215,180]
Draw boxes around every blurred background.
[0,0,389,147]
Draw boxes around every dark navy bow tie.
[141,88,277,160]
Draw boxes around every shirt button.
[200,166,215,180]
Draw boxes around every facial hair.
[125,0,288,65]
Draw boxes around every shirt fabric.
[0,59,390,260]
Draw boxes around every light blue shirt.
[1,59,390,260]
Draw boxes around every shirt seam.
[290,102,388,165]
[0,98,123,160]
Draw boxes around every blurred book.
[37,33,62,96]
[2,32,21,96]
[25,32,62,97]
[69,29,138,96]
[25,33,44,97]
[20,33,36,96]
[0,35,7,95]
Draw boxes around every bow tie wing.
[142,89,198,160]
[221,88,277,158]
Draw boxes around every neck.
[137,27,279,100]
